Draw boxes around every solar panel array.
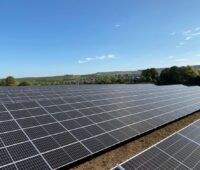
[0,84,156,103]
[0,84,200,169]
[114,119,200,170]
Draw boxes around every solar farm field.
[0,84,200,170]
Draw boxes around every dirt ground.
[72,111,200,170]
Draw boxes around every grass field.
[72,111,200,170]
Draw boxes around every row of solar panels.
[0,84,156,94]
[114,118,200,170]
[0,84,200,169]
[0,84,159,103]
[0,84,186,103]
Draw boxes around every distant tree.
[0,80,6,86]
[195,76,200,85]
[160,66,178,84]
[159,67,171,84]
[159,66,199,85]
[5,76,17,86]
[180,66,199,84]
[198,69,200,75]
[141,68,159,83]
[18,81,32,86]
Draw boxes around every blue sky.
[0,0,200,78]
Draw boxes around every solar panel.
[114,119,200,170]
[0,84,200,169]
[0,84,186,104]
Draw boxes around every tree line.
[0,74,137,86]
[141,66,200,86]
[0,76,32,86]
[0,66,200,86]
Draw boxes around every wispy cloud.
[114,24,121,28]
[185,36,192,41]
[78,54,116,64]
[190,32,200,37]
[175,43,183,48]
[167,55,189,63]
[173,26,200,48]
[167,53,199,65]
[167,55,175,59]
[175,58,188,62]
[194,27,200,31]
[182,30,192,35]
[78,57,93,64]
[176,41,185,48]
[179,41,185,45]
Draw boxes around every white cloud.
[182,30,191,35]
[168,55,175,59]
[181,28,200,41]
[168,56,188,63]
[175,27,200,47]
[96,56,106,60]
[78,57,93,64]
[107,54,115,59]
[194,27,200,31]
[176,41,185,48]
[191,32,200,37]
[78,54,116,64]
[175,58,188,62]
[179,41,185,45]
[195,54,200,57]
[96,54,115,60]
[185,36,192,40]
[115,24,121,28]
